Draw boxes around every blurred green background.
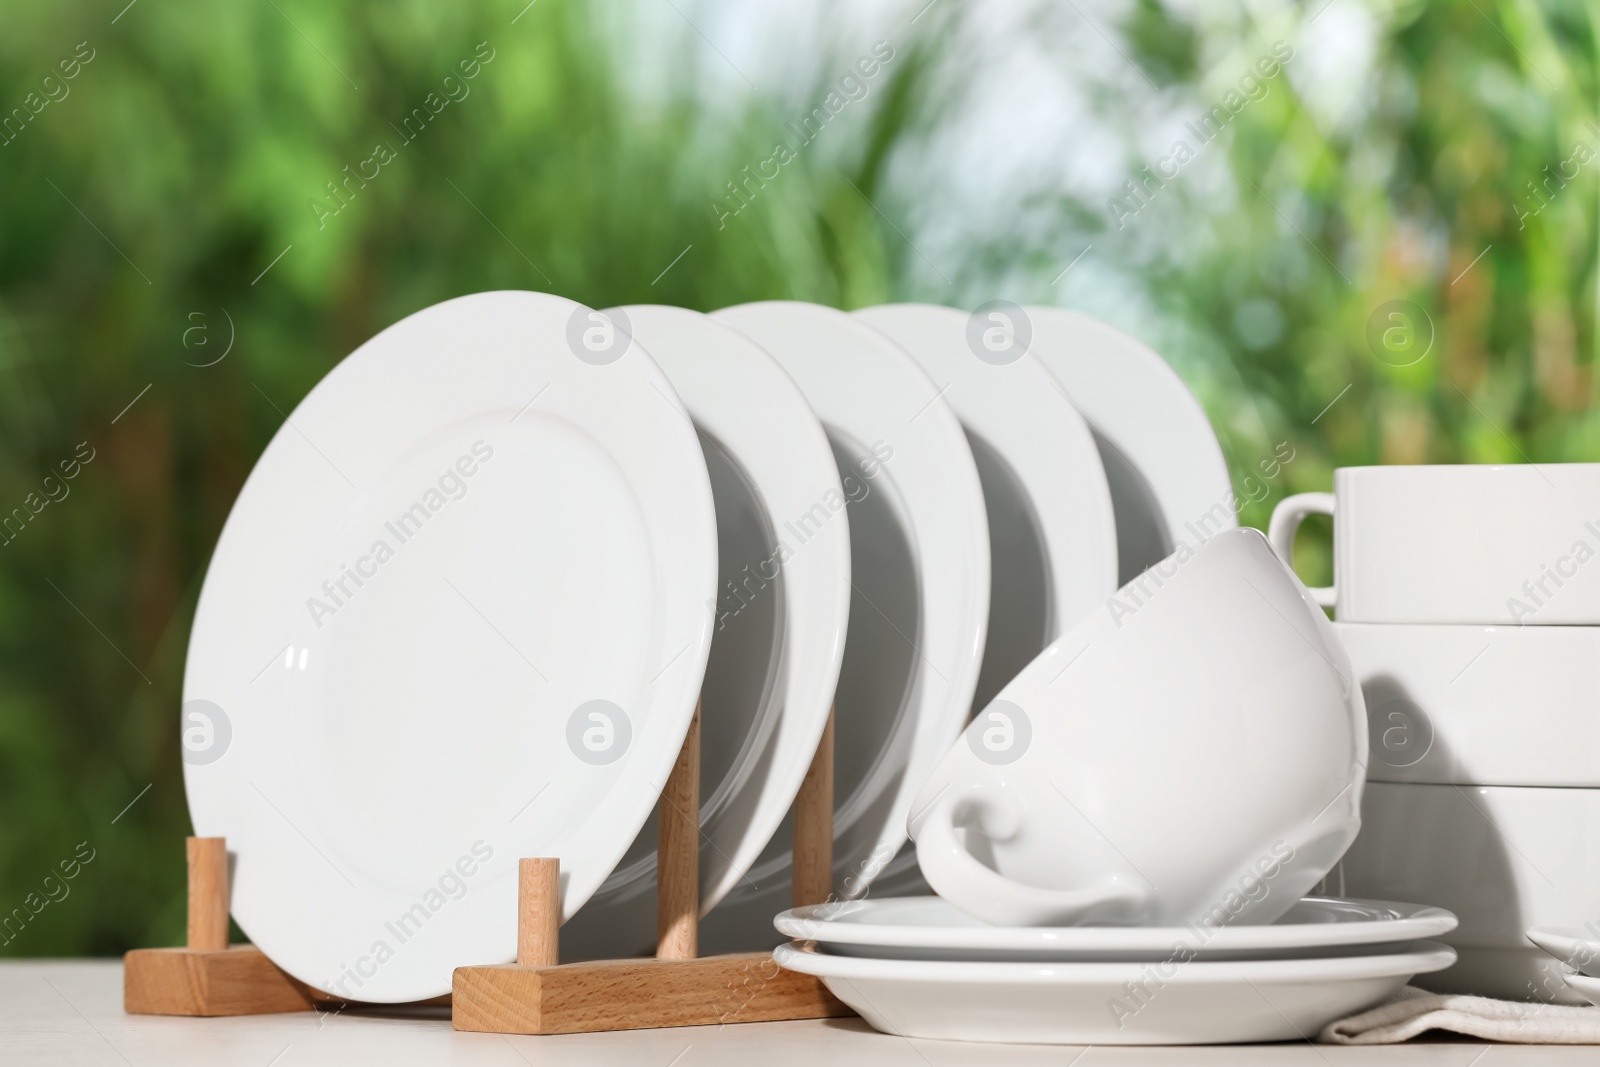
[1,0,1595,954]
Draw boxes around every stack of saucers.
[1270,465,1600,1003]
[773,897,1456,1044]
[773,527,1458,1044]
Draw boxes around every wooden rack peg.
[792,710,835,908]
[657,705,701,960]
[186,837,229,951]
[519,858,561,968]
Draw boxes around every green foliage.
[1100,2,1598,565]
[1,0,1596,954]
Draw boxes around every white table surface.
[1,960,1591,1066]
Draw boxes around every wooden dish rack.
[125,706,853,1034]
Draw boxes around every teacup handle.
[914,785,1152,926]
[1267,492,1336,610]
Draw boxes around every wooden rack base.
[125,838,322,1016]
[452,706,852,1034]
[126,706,852,1033]
[124,945,320,1017]
[453,950,844,1034]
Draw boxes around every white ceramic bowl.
[1336,622,1600,786]
[1338,781,1600,1003]
[1271,464,1600,624]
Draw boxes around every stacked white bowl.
[1270,464,1600,1004]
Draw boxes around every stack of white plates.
[180,293,1242,1000]
[772,896,1457,1043]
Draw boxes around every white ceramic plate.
[1024,306,1233,582]
[1339,781,1600,1003]
[1335,621,1600,786]
[776,895,1456,962]
[853,304,1117,711]
[1529,927,1600,978]
[183,291,717,1002]
[699,302,989,952]
[561,306,850,959]
[773,940,1455,1044]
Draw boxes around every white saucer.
[1563,969,1600,1008]
[1025,306,1234,582]
[777,895,1458,962]
[183,292,717,1001]
[561,306,850,959]
[701,302,989,951]
[773,939,1457,1044]
[1529,927,1600,978]
[853,303,1117,710]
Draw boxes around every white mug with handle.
[1269,464,1600,624]
[910,527,1365,928]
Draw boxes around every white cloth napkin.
[1320,985,1600,1044]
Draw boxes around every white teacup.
[1268,464,1600,624]
[910,527,1365,928]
